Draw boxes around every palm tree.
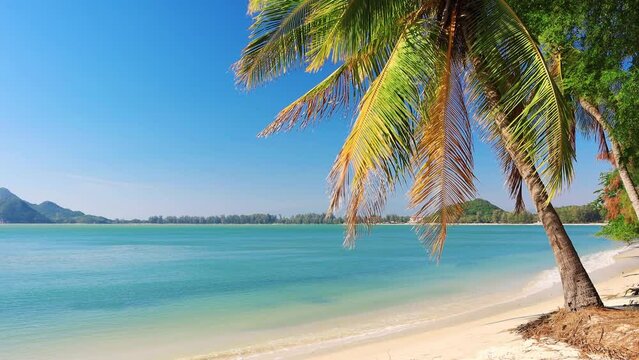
[235,0,602,310]
[577,99,639,220]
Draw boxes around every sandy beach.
[202,244,639,360]
[291,246,639,360]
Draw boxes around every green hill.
[30,201,111,224]
[0,188,51,223]
[0,188,111,224]
[463,198,503,214]
[458,198,536,223]
[459,199,505,223]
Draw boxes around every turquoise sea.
[0,224,621,359]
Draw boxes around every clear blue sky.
[0,0,611,219]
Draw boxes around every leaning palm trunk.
[579,98,639,220]
[503,137,603,310]
[480,77,603,310]
[534,202,604,309]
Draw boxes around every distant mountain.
[0,188,51,223]
[0,188,111,224]
[30,201,111,224]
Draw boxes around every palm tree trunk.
[502,144,603,310]
[579,98,639,220]
[480,85,603,310]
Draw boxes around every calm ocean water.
[0,224,620,359]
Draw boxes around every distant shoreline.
[0,189,605,226]
[0,222,607,226]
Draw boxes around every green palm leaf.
[259,39,393,136]
[328,22,437,247]
[235,0,318,88]
[465,0,575,200]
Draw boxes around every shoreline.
[292,246,639,360]
[190,243,638,360]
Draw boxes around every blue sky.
[0,0,611,219]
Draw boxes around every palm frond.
[576,101,613,163]
[328,23,437,247]
[497,139,526,213]
[235,0,318,88]
[258,40,392,136]
[464,54,528,214]
[248,0,269,14]
[410,13,475,258]
[306,0,421,72]
[466,0,575,201]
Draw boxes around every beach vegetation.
[510,0,639,220]
[596,171,639,242]
[597,218,639,242]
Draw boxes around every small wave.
[521,246,628,296]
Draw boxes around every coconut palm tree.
[577,99,639,220]
[235,0,602,310]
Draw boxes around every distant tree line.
[114,213,408,225]
[109,203,602,225]
[147,214,280,224]
[133,213,411,225]
[456,207,602,224]
[554,205,603,224]
[455,199,538,224]
[454,199,602,224]
[457,210,537,224]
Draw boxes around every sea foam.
[521,245,627,296]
